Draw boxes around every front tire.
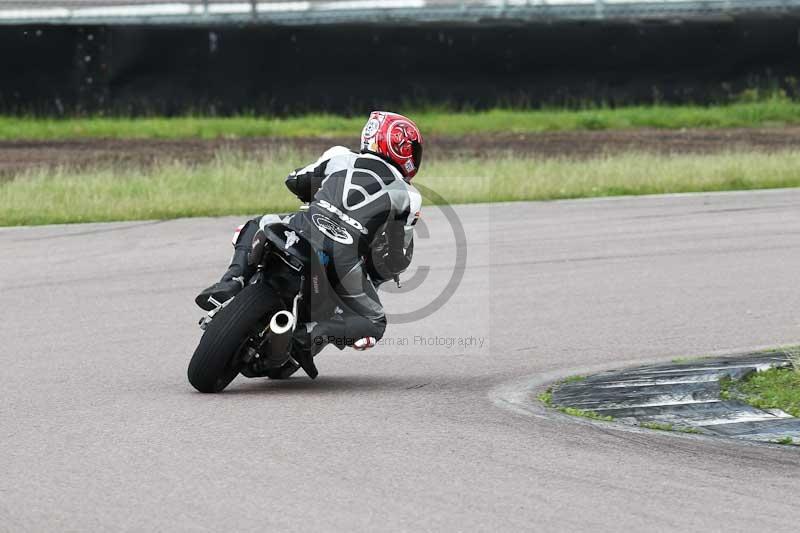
[188,283,283,393]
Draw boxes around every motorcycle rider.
[196,111,423,366]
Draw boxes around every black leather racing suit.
[280,146,421,348]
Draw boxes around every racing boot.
[195,220,259,311]
[290,323,323,379]
[290,315,385,378]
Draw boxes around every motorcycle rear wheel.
[188,283,283,393]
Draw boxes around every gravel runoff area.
[5,127,800,176]
[548,351,800,444]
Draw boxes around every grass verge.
[722,367,800,418]
[4,99,800,140]
[4,149,800,226]
[720,346,800,445]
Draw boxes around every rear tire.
[188,283,283,393]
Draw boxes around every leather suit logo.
[311,213,354,245]
[316,199,367,235]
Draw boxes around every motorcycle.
[187,217,330,393]
[187,217,398,393]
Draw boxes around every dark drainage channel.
[550,351,800,444]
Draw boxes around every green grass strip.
[3,149,800,226]
[538,376,614,422]
[3,99,800,140]
[557,407,614,422]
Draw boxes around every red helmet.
[360,111,423,179]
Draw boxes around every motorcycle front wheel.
[187,283,283,393]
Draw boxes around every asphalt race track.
[3,189,800,531]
